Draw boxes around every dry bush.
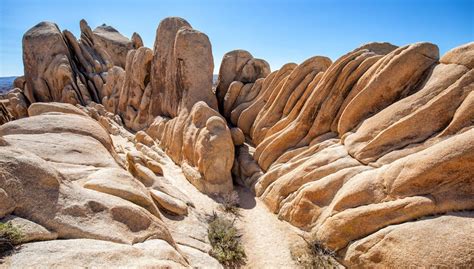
[290,239,341,269]
[207,212,246,268]
[216,191,241,215]
[0,222,23,258]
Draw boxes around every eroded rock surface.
[0,102,222,267]
[225,41,474,267]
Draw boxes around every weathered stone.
[1,215,58,243]
[2,239,188,268]
[215,50,270,112]
[93,24,133,68]
[343,212,474,268]
[150,189,188,216]
[28,102,89,117]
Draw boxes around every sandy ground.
[111,132,304,268]
[235,186,305,269]
[161,159,305,268]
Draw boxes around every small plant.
[217,191,241,215]
[207,212,246,268]
[290,239,340,269]
[0,222,23,257]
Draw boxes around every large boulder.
[22,19,135,108]
[2,239,188,268]
[0,113,174,245]
[93,24,134,68]
[149,17,216,118]
[343,212,474,268]
[117,47,154,131]
[215,50,271,112]
[147,102,234,194]
[22,22,79,104]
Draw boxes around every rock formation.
[227,41,474,268]
[1,15,473,268]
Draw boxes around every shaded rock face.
[223,41,474,267]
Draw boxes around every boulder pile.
[224,42,474,267]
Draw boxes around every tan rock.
[22,22,80,104]
[118,46,154,131]
[215,50,253,109]
[223,81,244,118]
[1,215,58,243]
[0,100,14,124]
[2,239,188,268]
[251,56,332,144]
[0,114,174,245]
[150,189,188,216]
[174,27,217,114]
[5,88,28,119]
[131,32,144,49]
[215,50,270,111]
[149,17,216,118]
[344,64,472,164]
[147,102,234,194]
[28,102,89,117]
[440,42,474,68]
[238,63,296,136]
[13,76,25,90]
[343,212,474,268]
[337,42,439,134]
[0,188,15,218]
[230,127,245,146]
[83,168,162,218]
[101,66,125,114]
[93,23,133,68]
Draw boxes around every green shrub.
[207,213,246,268]
[0,222,23,256]
[290,239,340,269]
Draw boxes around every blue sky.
[0,0,472,76]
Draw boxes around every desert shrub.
[207,212,246,268]
[0,222,23,256]
[290,239,340,269]
[217,191,241,215]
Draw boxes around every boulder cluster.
[224,42,474,267]
[1,16,473,268]
[3,17,234,195]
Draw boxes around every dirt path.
[111,132,303,268]
[235,186,304,269]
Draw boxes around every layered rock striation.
[225,41,474,267]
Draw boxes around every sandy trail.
[112,132,303,268]
[235,186,304,269]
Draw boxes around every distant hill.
[0,76,16,94]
